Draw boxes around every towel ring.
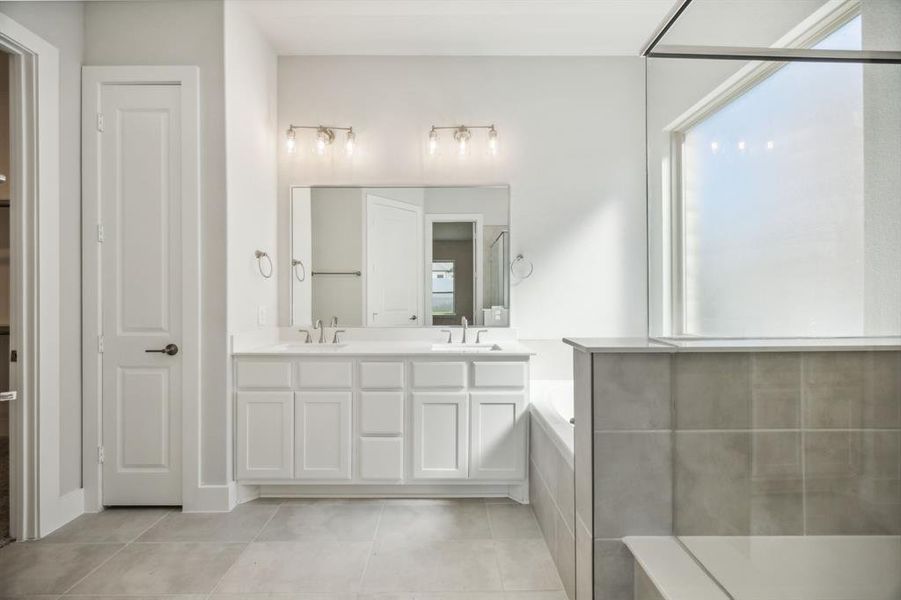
[255,250,273,279]
[292,258,306,282]
[510,254,533,279]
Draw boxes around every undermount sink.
[272,343,348,352]
[431,343,503,352]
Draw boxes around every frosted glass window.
[679,16,881,337]
[432,261,455,316]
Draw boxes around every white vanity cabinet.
[233,352,530,499]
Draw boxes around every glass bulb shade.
[488,128,498,155]
[286,128,297,153]
[428,129,439,155]
[315,128,333,156]
[454,128,471,157]
[315,137,327,155]
[345,130,356,156]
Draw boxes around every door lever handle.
[145,343,179,356]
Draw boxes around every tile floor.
[0,498,567,600]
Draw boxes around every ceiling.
[237,0,678,56]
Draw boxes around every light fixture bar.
[286,124,356,156]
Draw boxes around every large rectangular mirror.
[291,186,510,328]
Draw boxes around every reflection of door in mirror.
[429,221,476,327]
[366,194,423,327]
[291,187,312,326]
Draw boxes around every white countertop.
[564,336,901,353]
[234,340,535,358]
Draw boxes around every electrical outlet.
[257,306,267,326]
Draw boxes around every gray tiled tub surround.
[531,404,576,599]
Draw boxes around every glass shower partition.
[645,1,901,599]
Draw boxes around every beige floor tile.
[65,596,206,600]
[494,539,563,592]
[214,541,372,593]
[42,508,170,543]
[69,542,245,595]
[487,504,542,539]
[0,542,122,595]
[209,595,355,600]
[377,499,491,541]
[361,538,502,593]
[504,593,569,600]
[137,504,278,542]
[256,500,382,541]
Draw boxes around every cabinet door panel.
[297,361,353,388]
[360,437,404,481]
[236,392,293,480]
[412,392,468,479]
[412,362,466,388]
[470,392,526,480]
[295,391,352,479]
[360,361,405,389]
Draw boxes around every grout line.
[355,500,385,593]
[202,504,280,599]
[58,508,172,596]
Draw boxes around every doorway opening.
[0,49,10,547]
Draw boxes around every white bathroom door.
[366,194,423,326]
[99,83,183,505]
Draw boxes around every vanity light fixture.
[427,124,498,157]
[286,124,356,157]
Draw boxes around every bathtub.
[530,379,574,466]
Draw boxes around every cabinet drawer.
[236,361,293,389]
[360,391,404,435]
[297,361,353,388]
[360,362,405,389]
[412,362,466,389]
[473,362,527,388]
[359,437,404,481]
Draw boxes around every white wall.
[84,0,230,486]
[225,2,278,334]
[0,1,85,495]
[278,57,648,356]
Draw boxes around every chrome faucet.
[299,329,313,343]
[314,319,325,344]
[332,329,346,344]
[461,316,469,343]
[330,316,338,328]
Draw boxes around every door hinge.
[97,446,105,464]
[96,112,104,132]
[98,334,104,354]
[97,223,105,243]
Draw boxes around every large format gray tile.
[593,354,671,431]
[749,431,803,535]
[0,542,122,595]
[377,499,491,541]
[137,503,277,542]
[594,539,633,600]
[42,508,170,543]
[215,541,371,593]
[804,352,901,429]
[554,454,575,534]
[529,460,557,547]
[487,503,542,539]
[674,353,751,429]
[805,430,901,534]
[257,500,382,541]
[594,431,672,537]
[70,542,244,595]
[530,419,558,496]
[361,538,502,593]
[68,596,207,600]
[495,539,563,592]
[674,431,750,536]
[635,563,665,600]
[750,353,801,429]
